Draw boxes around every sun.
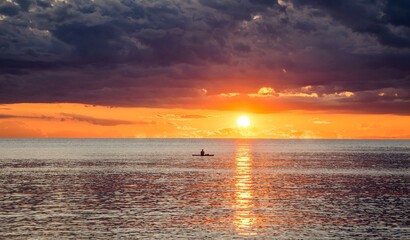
[237,116,251,128]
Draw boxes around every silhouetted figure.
[200,149,205,156]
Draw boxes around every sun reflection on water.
[234,143,257,235]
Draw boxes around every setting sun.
[237,116,251,128]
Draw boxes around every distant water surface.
[0,139,409,239]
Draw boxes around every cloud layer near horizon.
[1,0,409,114]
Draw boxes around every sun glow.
[237,116,251,128]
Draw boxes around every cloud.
[0,112,147,126]
[294,0,410,48]
[179,114,208,119]
[0,113,54,120]
[60,113,146,126]
[156,113,209,120]
[0,0,409,114]
[248,87,277,97]
[313,120,330,125]
[0,114,20,119]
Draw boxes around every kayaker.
[201,149,205,156]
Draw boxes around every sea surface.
[0,139,409,239]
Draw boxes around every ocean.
[0,139,409,239]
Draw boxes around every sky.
[0,0,409,138]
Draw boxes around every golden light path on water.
[234,143,257,235]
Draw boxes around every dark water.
[0,139,409,239]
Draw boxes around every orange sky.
[1,103,409,139]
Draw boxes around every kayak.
[192,154,214,156]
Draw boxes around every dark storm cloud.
[0,0,409,114]
[294,0,410,48]
[0,2,20,16]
